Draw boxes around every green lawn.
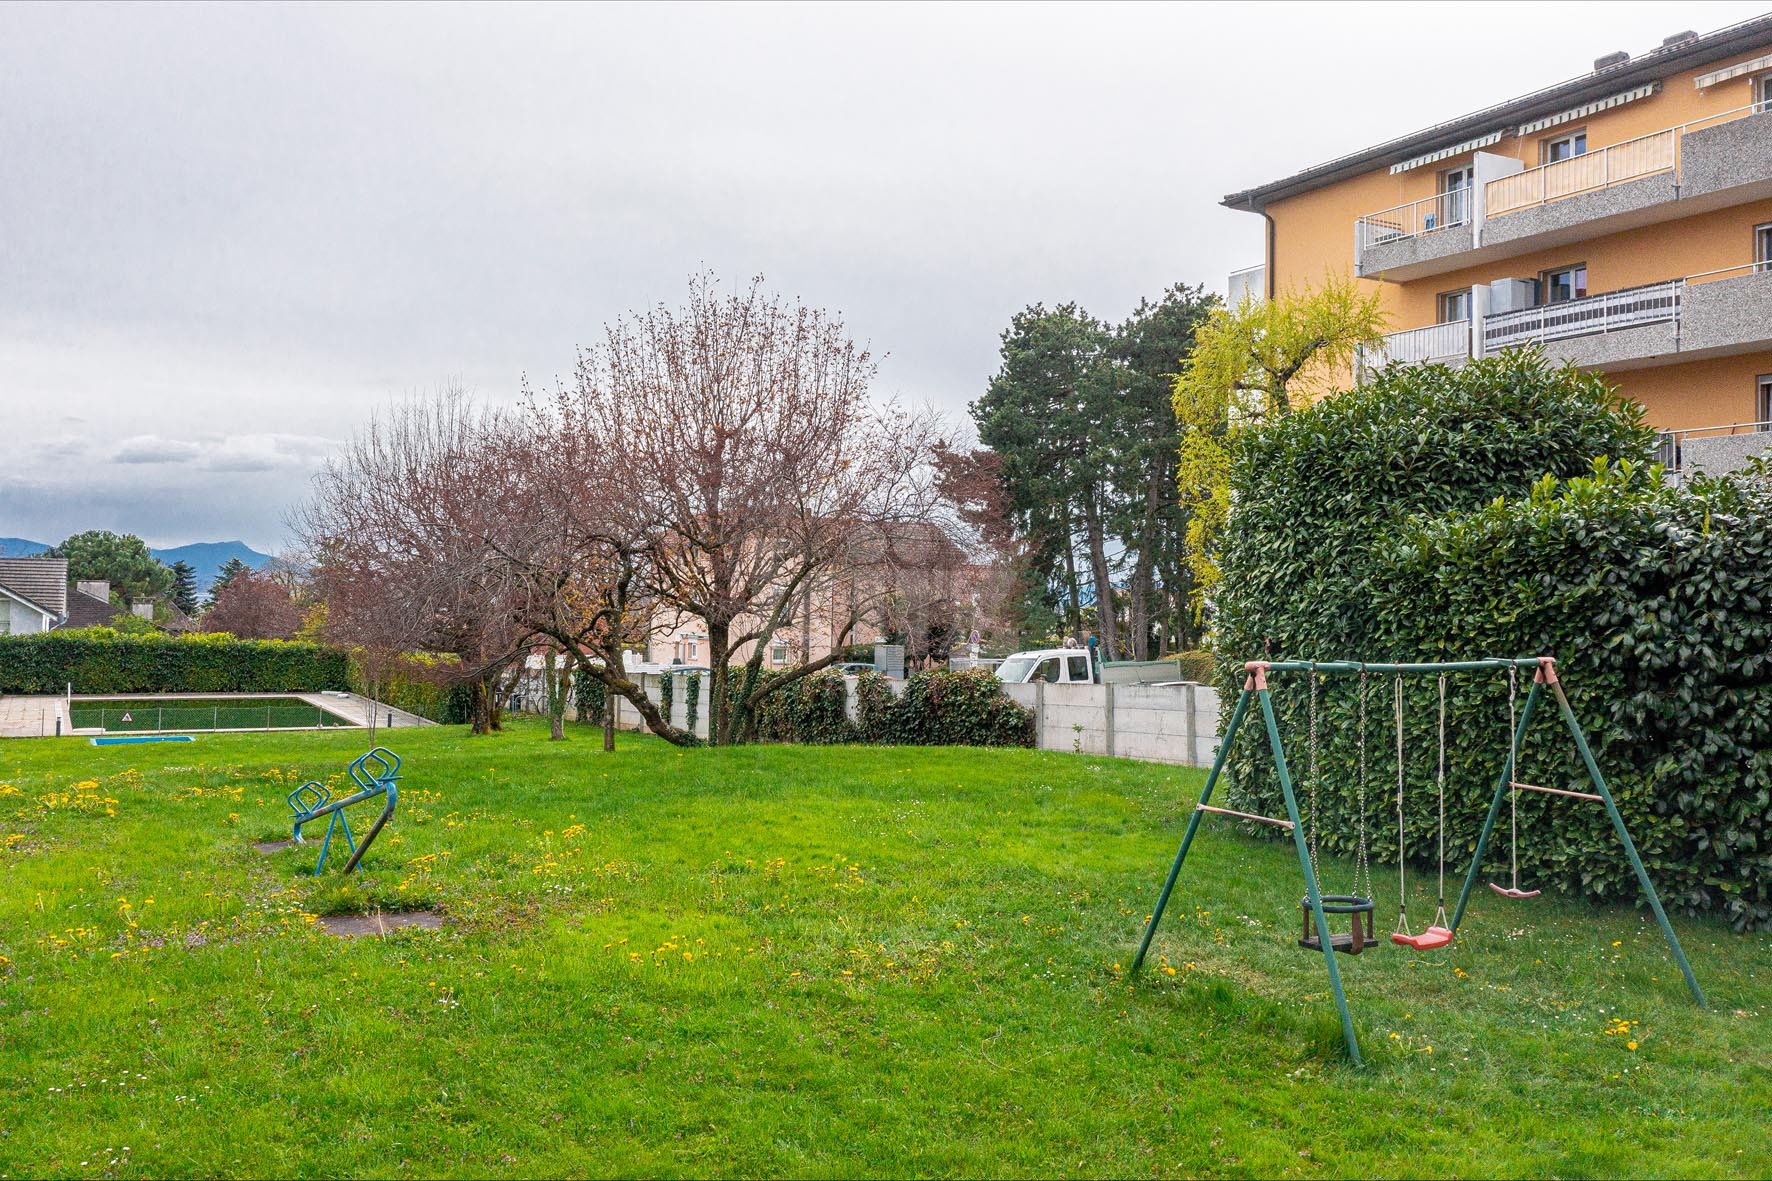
[1,720,1766,1179]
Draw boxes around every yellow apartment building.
[1223,16,1772,471]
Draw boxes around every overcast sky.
[4,1,1766,551]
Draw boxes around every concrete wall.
[2,598,52,635]
[593,672,1224,767]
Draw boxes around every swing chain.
[1308,668,1320,880]
[1355,669,1372,901]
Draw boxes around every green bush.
[573,666,607,726]
[1214,350,1771,928]
[1173,650,1215,684]
[659,672,675,723]
[684,672,701,734]
[0,629,348,695]
[346,652,467,723]
[751,668,1033,748]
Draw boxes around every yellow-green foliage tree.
[1171,274,1387,610]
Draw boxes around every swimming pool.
[70,696,356,733]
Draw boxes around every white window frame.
[1541,263,1589,305]
[1438,289,1472,324]
[1758,374,1772,428]
[1756,222,1772,273]
[1757,73,1772,114]
[1543,130,1588,163]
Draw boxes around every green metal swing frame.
[1131,655,1705,1066]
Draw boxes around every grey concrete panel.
[1679,271,1772,354]
[1680,110,1772,199]
[1484,172,1676,248]
[1359,222,1474,277]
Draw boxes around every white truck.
[994,646,1098,685]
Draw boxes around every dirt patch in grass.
[252,839,296,853]
[318,911,444,938]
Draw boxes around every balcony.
[1354,104,1772,280]
[1362,320,1471,373]
[1658,421,1772,479]
[1354,192,1472,276]
[1482,280,1682,362]
[1227,263,1266,305]
[1366,263,1772,376]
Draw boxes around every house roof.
[1222,14,1772,211]
[64,588,125,630]
[0,556,68,617]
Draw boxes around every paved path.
[295,692,436,729]
[0,695,67,739]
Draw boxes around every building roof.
[64,588,125,630]
[1222,14,1772,211]
[0,556,68,618]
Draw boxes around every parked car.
[994,647,1097,685]
[835,662,876,676]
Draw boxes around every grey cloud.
[111,435,204,464]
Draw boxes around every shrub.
[684,671,701,734]
[573,666,606,725]
[0,630,348,695]
[1214,350,1771,928]
[751,668,1033,748]
[752,671,855,744]
[659,672,675,723]
[1173,650,1215,684]
[347,651,466,723]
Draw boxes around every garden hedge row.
[0,629,349,695]
[749,668,1033,748]
[1215,350,1772,929]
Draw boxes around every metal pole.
[1548,678,1706,1008]
[1259,682,1362,1066]
[1131,687,1254,972]
[1451,680,1543,931]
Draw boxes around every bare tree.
[293,387,528,736]
[200,570,303,639]
[571,274,946,745]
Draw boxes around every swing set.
[1131,656,1705,1065]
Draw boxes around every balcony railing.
[1368,320,1471,368]
[1483,280,1682,353]
[1657,421,1772,476]
[1485,104,1762,217]
[1355,190,1469,251]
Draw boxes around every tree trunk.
[706,620,731,746]
[545,649,566,741]
[469,678,492,736]
[1060,504,1083,642]
[1083,492,1120,662]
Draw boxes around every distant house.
[0,557,68,634]
[65,580,128,629]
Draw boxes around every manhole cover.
[318,912,444,938]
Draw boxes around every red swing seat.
[1391,925,1455,950]
[1488,883,1541,899]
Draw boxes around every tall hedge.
[1215,351,1772,929]
[0,629,349,695]
[747,668,1033,748]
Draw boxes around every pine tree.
[206,557,251,607]
[169,561,200,615]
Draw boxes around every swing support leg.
[1132,686,1254,973]
[1548,680,1706,1009]
[1259,684,1362,1066]
[1451,681,1542,931]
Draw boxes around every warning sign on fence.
[120,712,133,723]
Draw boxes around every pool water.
[70,696,356,733]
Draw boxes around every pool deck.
[0,692,434,739]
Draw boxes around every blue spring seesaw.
[287,748,401,875]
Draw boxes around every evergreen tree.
[207,556,251,606]
[168,560,200,615]
[48,530,174,602]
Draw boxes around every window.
[1438,289,1472,323]
[771,643,788,665]
[1032,656,1061,683]
[1065,655,1091,683]
[1543,131,1588,163]
[1759,374,1772,428]
[1541,264,1588,304]
[1438,166,1472,226]
[686,637,698,660]
[1757,223,1772,273]
[1757,74,1772,114]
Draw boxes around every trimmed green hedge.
[1215,351,1772,929]
[346,653,471,724]
[0,629,349,695]
[748,668,1034,748]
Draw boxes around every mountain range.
[0,537,274,592]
